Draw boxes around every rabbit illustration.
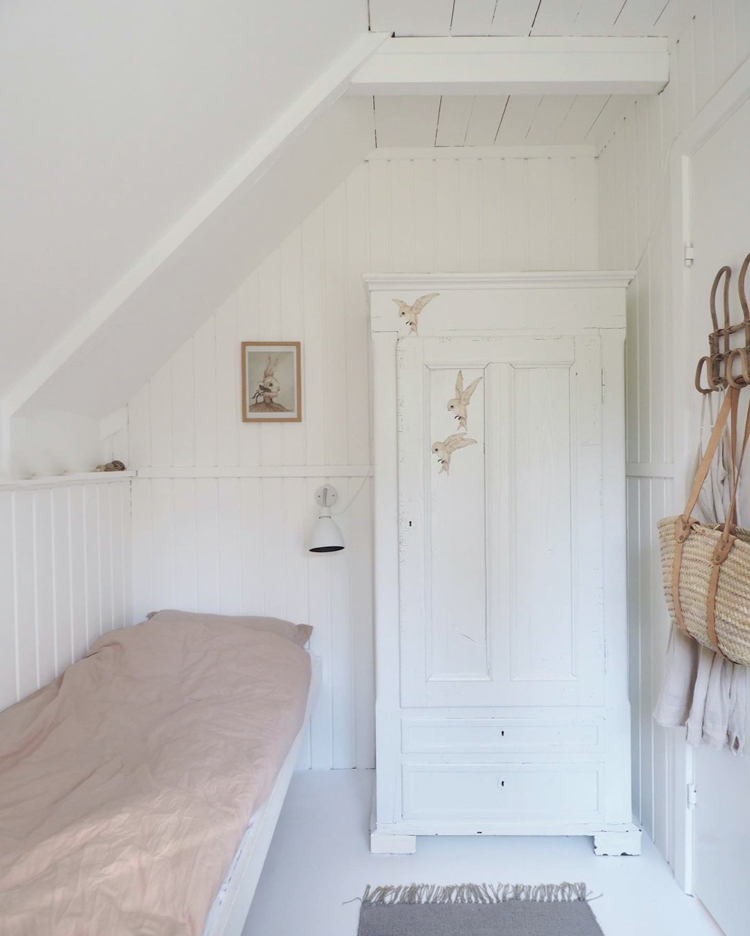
[392,292,439,335]
[447,370,482,430]
[431,431,477,475]
[252,356,280,403]
[249,355,288,413]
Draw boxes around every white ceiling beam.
[349,37,669,96]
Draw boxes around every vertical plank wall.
[598,0,750,865]
[118,154,599,770]
[0,477,132,713]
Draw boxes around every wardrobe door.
[397,335,605,708]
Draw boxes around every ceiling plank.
[464,96,509,144]
[611,0,672,36]
[490,0,543,36]
[450,0,497,35]
[554,94,610,142]
[369,0,456,36]
[524,95,577,142]
[435,96,475,145]
[349,36,669,96]
[584,93,634,146]
[531,0,587,36]
[651,0,686,36]
[494,95,543,143]
[368,0,679,37]
[374,96,441,147]
[567,0,625,35]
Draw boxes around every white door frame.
[668,54,750,896]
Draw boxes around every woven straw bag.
[658,386,750,664]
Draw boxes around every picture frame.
[241,341,302,422]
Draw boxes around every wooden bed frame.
[205,655,321,936]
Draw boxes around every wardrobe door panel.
[398,335,604,709]
[509,363,574,683]
[427,364,488,681]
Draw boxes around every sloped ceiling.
[1,0,370,419]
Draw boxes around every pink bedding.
[0,615,311,936]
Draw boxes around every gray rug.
[357,883,603,935]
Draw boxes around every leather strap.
[703,388,750,656]
[679,390,734,529]
[672,390,735,637]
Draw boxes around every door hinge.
[684,244,695,267]
[687,783,698,808]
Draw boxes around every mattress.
[0,614,311,936]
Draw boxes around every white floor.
[242,769,721,936]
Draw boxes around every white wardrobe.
[367,273,640,856]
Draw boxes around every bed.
[202,653,320,936]
[0,610,317,936]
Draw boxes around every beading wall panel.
[123,153,598,769]
[0,479,132,714]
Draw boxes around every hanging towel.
[654,394,747,754]
[654,624,745,753]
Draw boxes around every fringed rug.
[357,882,603,935]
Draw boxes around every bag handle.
[676,389,735,540]
[672,390,735,641]
[704,389,750,655]
[718,388,750,543]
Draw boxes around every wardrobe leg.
[370,832,417,855]
[593,828,642,856]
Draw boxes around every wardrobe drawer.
[402,763,602,821]
[401,718,602,754]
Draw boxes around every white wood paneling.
[598,0,750,874]
[121,152,598,770]
[369,0,677,36]
[373,93,636,148]
[0,477,132,713]
[131,474,373,772]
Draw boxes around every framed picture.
[241,341,302,422]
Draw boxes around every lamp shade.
[309,515,345,553]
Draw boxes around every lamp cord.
[330,475,370,515]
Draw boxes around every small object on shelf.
[94,460,126,472]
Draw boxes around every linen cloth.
[655,394,746,753]
[0,615,310,935]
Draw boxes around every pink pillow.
[145,609,313,647]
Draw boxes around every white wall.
[10,409,103,479]
[0,476,132,713]
[117,152,599,769]
[598,0,750,869]
[0,0,367,406]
